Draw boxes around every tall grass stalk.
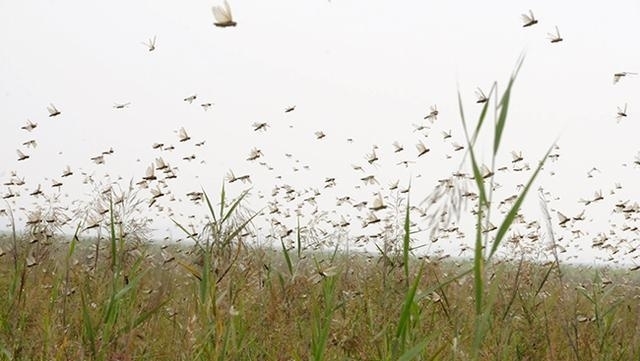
[459,55,555,358]
[174,185,259,359]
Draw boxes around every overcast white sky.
[1,1,639,265]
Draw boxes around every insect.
[47,103,61,117]
[247,148,263,161]
[547,26,563,43]
[363,212,380,227]
[143,164,157,181]
[475,88,488,103]
[397,160,415,168]
[360,175,379,185]
[573,210,585,221]
[61,165,73,177]
[338,216,350,227]
[178,127,191,142]
[284,105,296,113]
[252,122,268,131]
[592,190,603,202]
[365,149,379,164]
[212,0,237,27]
[480,164,494,178]
[113,102,131,109]
[226,170,251,183]
[23,140,37,148]
[557,211,570,226]
[511,151,524,163]
[201,103,213,111]
[521,9,538,27]
[26,254,38,267]
[392,141,404,152]
[16,149,29,161]
[184,94,197,103]
[141,35,156,51]
[451,142,464,151]
[155,157,169,171]
[616,103,628,122]
[424,105,438,122]
[91,155,105,164]
[29,184,43,196]
[150,186,165,199]
[482,222,497,233]
[613,72,637,84]
[314,131,326,139]
[21,120,37,131]
[416,141,430,157]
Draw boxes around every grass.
[3,232,640,360]
[2,59,640,360]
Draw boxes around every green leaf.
[489,144,553,259]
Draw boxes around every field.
[2,63,640,360]
[2,222,640,361]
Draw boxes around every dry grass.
[2,232,640,361]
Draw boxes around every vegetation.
[2,60,640,361]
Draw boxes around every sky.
[1,1,640,265]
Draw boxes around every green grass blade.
[493,54,525,156]
[488,144,553,259]
[473,203,484,316]
[109,198,117,270]
[280,237,293,277]
[203,189,219,229]
[394,265,423,355]
[403,192,411,286]
[459,90,489,208]
[296,217,302,260]
[219,183,226,223]
[80,291,97,359]
[220,189,251,226]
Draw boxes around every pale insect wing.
[557,212,568,224]
[146,164,155,178]
[212,6,226,22]
[613,74,622,84]
[372,194,384,209]
[224,0,233,20]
